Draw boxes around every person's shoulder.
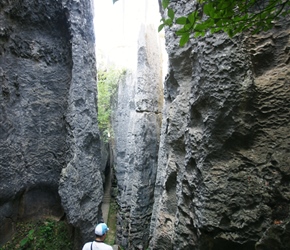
[82,242,92,250]
[104,243,113,250]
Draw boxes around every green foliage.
[0,219,72,250]
[19,229,34,248]
[97,68,125,142]
[159,0,290,46]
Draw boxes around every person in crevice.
[82,223,113,250]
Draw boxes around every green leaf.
[203,3,213,16]
[176,27,188,35]
[176,16,188,24]
[210,27,222,33]
[194,31,201,38]
[194,23,205,32]
[164,18,173,26]
[159,0,290,47]
[162,0,169,9]
[188,11,197,25]
[227,29,234,37]
[217,1,230,11]
[168,8,175,20]
[158,24,165,32]
[179,33,190,47]
[184,23,193,31]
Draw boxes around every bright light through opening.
[93,0,166,71]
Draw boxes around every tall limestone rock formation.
[149,1,290,249]
[110,1,165,249]
[113,24,164,250]
[0,0,103,248]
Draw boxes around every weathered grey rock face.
[255,218,290,250]
[0,0,70,244]
[58,0,105,246]
[0,0,103,248]
[149,1,290,249]
[113,24,164,249]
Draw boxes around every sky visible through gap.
[93,0,165,70]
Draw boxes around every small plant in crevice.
[19,229,34,248]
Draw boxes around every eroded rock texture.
[57,0,103,245]
[149,1,290,249]
[0,0,102,248]
[113,24,164,249]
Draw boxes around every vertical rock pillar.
[0,0,103,248]
[58,0,103,246]
[0,0,71,245]
[150,1,290,249]
[113,24,164,249]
